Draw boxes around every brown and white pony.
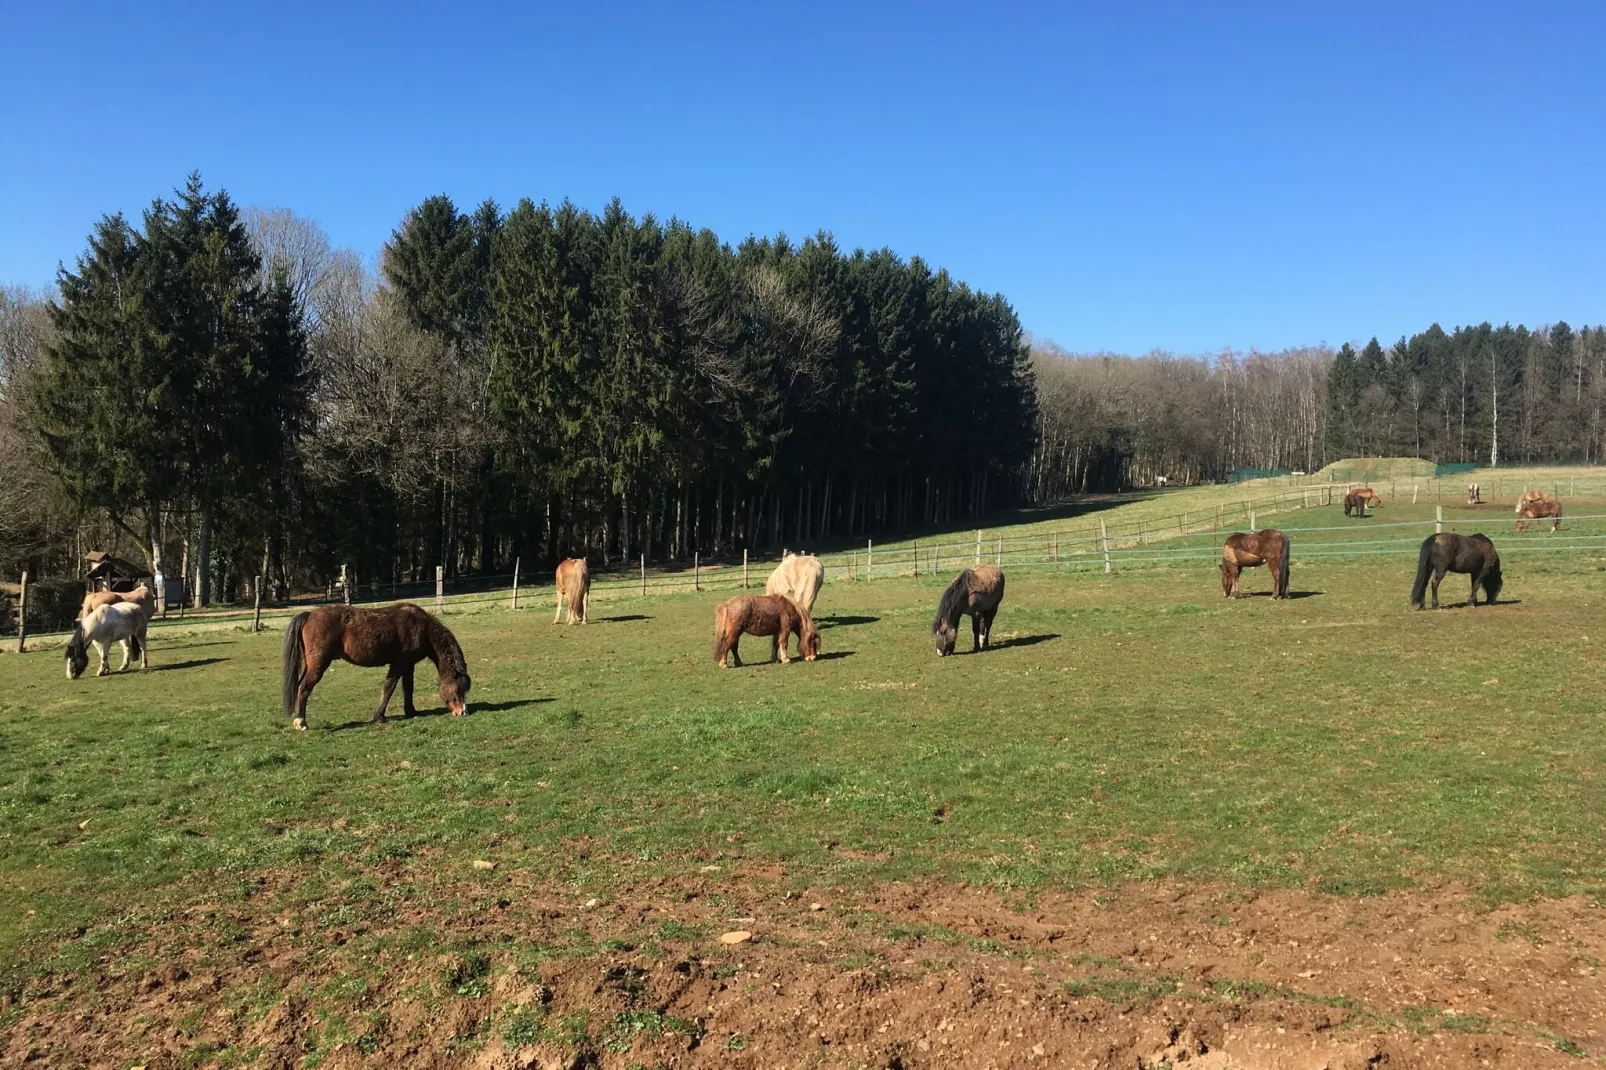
[1220,530,1291,599]
[80,583,155,621]
[932,564,1005,656]
[64,601,150,679]
[1466,482,1483,506]
[765,552,824,616]
[1515,498,1562,533]
[553,558,591,624]
[713,594,819,668]
[1343,487,1382,517]
[282,603,470,730]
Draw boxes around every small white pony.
[65,601,150,679]
[765,552,825,616]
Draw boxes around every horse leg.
[772,631,785,664]
[981,611,995,650]
[374,667,402,723]
[729,635,742,667]
[554,586,566,624]
[117,637,132,672]
[972,613,984,652]
[1430,567,1445,609]
[293,657,329,731]
[95,639,111,677]
[401,663,418,716]
[1469,571,1480,607]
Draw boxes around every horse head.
[933,617,958,657]
[64,623,90,680]
[440,670,472,715]
[799,619,821,661]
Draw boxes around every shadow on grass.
[811,651,855,662]
[325,697,551,731]
[990,633,1060,650]
[818,615,879,629]
[593,614,651,623]
[149,658,229,673]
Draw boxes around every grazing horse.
[1515,499,1563,533]
[553,558,591,624]
[64,601,149,679]
[282,603,471,730]
[1343,487,1382,517]
[713,593,819,668]
[1410,533,1502,609]
[79,583,155,621]
[1466,482,1483,506]
[1220,530,1291,599]
[1514,488,1551,514]
[932,564,1005,656]
[765,552,825,616]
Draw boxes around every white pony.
[765,552,824,616]
[64,601,150,679]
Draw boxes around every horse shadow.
[326,697,551,732]
[149,658,228,672]
[818,615,878,629]
[594,615,651,623]
[990,633,1059,650]
[811,651,855,661]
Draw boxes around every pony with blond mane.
[1515,488,1551,514]
[64,601,150,679]
[1221,530,1291,599]
[553,558,591,624]
[765,552,824,616]
[80,583,155,621]
[713,594,819,668]
[1515,498,1562,533]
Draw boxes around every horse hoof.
[292,718,307,731]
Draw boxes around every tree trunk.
[197,503,213,607]
[145,505,166,614]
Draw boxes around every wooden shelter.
[84,551,152,593]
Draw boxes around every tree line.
[1,175,1037,603]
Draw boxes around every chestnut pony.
[713,594,819,668]
[1220,530,1291,599]
[932,564,1005,656]
[1515,499,1562,533]
[1343,487,1382,517]
[282,603,470,730]
[554,558,591,624]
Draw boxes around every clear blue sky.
[3,1,1602,354]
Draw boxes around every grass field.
[6,487,1606,1066]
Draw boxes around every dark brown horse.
[1220,530,1291,599]
[714,594,820,668]
[282,603,471,730]
[1410,533,1502,609]
[1515,499,1562,533]
[932,564,1005,656]
[1343,487,1382,517]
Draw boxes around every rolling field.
[5,495,1606,1067]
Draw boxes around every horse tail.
[713,602,730,664]
[1278,533,1291,596]
[282,612,310,718]
[1410,536,1434,607]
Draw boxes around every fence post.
[935,545,941,574]
[1248,506,1256,531]
[867,540,873,581]
[435,565,444,610]
[913,541,919,577]
[975,529,981,565]
[640,554,646,597]
[342,563,352,605]
[512,557,521,610]
[15,570,27,654]
[1412,483,1418,504]
[1436,505,1443,534]
[1100,520,1112,574]
[694,552,701,592]
[743,549,748,588]
[996,537,1002,565]
[253,575,263,633]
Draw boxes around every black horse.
[1410,533,1502,609]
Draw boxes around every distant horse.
[1514,488,1551,514]
[1410,533,1502,609]
[282,603,471,730]
[64,601,149,679]
[765,552,824,616]
[1515,499,1562,533]
[1220,530,1291,599]
[1343,487,1382,517]
[713,593,819,668]
[932,564,1005,656]
[1466,482,1483,506]
[79,583,155,621]
[553,558,591,624]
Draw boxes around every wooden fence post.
[15,570,27,654]
[253,575,263,633]
[1248,506,1256,531]
[1412,483,1418,504]
[1436,505,1443,534]
[913,541,919,577]
[742,549,748,588]
[867,540,873,580]
[640,554,646,597]
[342,563,352,605]
[511,557,520,610]
[935,545,941,573]
[694,552,701,592]
[1100,520,1111,574]
[435,565,444,610]
[996,537,1002,565]
[975,529,981,565]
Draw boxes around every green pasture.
[5,534,1606,993]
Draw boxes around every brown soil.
[5,868,1603,1069]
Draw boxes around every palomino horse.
[282,603,471,730]
[1343,487,1382,517]
[1515,499,1562,533]
[1411,533,1502,609]
[1466,483,1483,506]
[932,564,1005,656]
[1220,530,1291,599]
[765,552,824,616]
[553,558,591,624]
[1514,488,1551,514]
[64,601,149,679]
[80,583,155,621]
[713,594,820,668]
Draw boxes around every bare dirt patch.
[5,868,1602,1068]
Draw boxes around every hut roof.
[84,552,151,581]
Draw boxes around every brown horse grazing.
[713,594,820,668]
[1515,499,1562,533]
[80,583,155,621]
[282,603,471,730]
[1343,487,1382,517]
[553,558,591,624]
[932,564,1006,656]
[1411,533,1502,609]
[1220,530,1291,599]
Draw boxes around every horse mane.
[427,614,469,680]
[933,571,972,630]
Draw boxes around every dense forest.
[0,176,1035,602]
